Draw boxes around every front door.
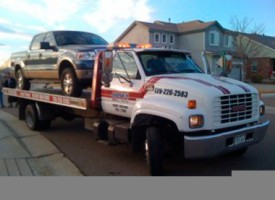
[101,51,144,118]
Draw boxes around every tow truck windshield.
[138,51,203,76]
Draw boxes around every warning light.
[136,44,152,49]
[107,43,152,50]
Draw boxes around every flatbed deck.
[3,87,89,110]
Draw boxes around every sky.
[1,0,275,66]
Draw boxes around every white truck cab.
[100,44,269,174]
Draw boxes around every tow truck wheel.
[145,126,164,176]
[61,68,82,97]
[25,104,51,130]
[16,69,30,90]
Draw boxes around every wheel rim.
[63,73,73,94]
[26,110,34,127]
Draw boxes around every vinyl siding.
[117,24,149,44]
[177,32,204,67]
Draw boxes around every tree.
[229,16,265,81]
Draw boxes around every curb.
[0,110,83,176]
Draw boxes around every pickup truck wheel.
[16,69,30,90]
[145,127,164,176]
[61,68,82,97]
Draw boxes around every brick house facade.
[246,58,275,80]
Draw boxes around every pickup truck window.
[30,33,46,50]
[138,51,203,76]
[112,52,140,79]
[44,32,57,47]
[53,31,108,46]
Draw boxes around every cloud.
[0,0,154,61]
[0,25,15,34]
[0,0,83,26]
[0,0,153,34]
[83,0,153,33]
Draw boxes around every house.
[240,34,275,80]
[116,20,243,80]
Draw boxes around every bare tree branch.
[229,16,266,80]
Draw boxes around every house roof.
[137,21,179,32]
[138,20,223,34]
[244,34,275,50]
[115,20,224,42]
[176,20,223,33]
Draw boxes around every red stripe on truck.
[101,76,232,101]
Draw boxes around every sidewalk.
[0,109,83,176]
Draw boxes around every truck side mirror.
[101,51,113,87]
[40,42,52,50]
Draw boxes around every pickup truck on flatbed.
[10,30,107,97]
[4,43,270,175]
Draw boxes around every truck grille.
[214,94,258,124]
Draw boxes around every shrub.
[251,74,263,83]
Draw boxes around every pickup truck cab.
[10,30,107,97]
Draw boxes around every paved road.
[3,95,275,176]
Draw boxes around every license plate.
[234,134,246,145]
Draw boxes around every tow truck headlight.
[77,52,96,60]
[189,115,204,128]
[259,105,265,116]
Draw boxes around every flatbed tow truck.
[4,43,270,175]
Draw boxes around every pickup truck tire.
[25,104,51,130]
[145,126,164,176]
[16,69,30,90]
[61,68,82,97]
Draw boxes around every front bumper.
[184,119,270,159]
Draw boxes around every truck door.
[27,32,58,79]
[101,51,144,118]
[40,32,59,79]
[26,33,46,78]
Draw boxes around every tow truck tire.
[145,126,164,176]
[16,69,30,90]
[25,104,51,130]
[61,68,82,97]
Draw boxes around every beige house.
[116,20,243,80]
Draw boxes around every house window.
[169,34,175,44]
[224,35,233,48]
[251,61,258,72]
[154,33,160,43]
[162,34,167,44]
[209,31,219,46]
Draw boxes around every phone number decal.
[154,88,188,98]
